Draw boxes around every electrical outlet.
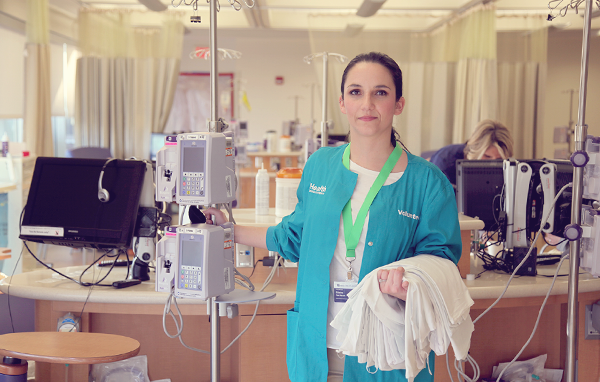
[585,304,600,340]
[235,244,254,268]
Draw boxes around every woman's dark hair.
[340,52,403,101]
[341,52,407,149]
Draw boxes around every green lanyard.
[342,143,402,279]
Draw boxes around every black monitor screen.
[20,157,147,249]
[457,159,574,234]
[456,159,504,230]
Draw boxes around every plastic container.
[276,168,302,218]
[265,130,278,153]
[279,135,291,152]
[246,142,262,153]
[255,164,270,215]
[1,133,8,157]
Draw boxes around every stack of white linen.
[330,255,474,381]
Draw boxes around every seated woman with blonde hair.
[429,119,514,186]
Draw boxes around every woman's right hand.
[203,207,227,226]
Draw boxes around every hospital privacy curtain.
[497,24,548,159]
[307,7,547,159]
[75,9,184,160]
[24,0,54,157]
[405,3,498,153]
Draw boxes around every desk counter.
[2,209,600,382]
[3,259,600,305]
[2,259,600,381]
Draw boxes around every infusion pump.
[156,223,235,300]
[155,132,236,206]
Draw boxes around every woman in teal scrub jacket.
[206,52,462,382]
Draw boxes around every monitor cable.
[18,205,123,287]
[5,227,24,334]
[162,286,261,355]
[448,182,572,382]
[161,204,276,355]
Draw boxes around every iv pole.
[202,2,275,381]
[303,53,347,148]
[321,53,329,147]
[208,1,221,380]
[564,1,593,380]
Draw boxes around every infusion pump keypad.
[180,265,202,290]
[181,173,205,196]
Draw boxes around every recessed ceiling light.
[138,0,167,12]
[356,0,386,18]
[343,23,365,37]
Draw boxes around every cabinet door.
[239,313,290,382]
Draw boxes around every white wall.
[543,30,600,159]
[179,29,317,143]
[0,26,78,119]
[0,27,26,117]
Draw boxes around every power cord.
[473,182,571,326]
[22,241,121,287]
[495,253,569,382]
[5,242,24,333]
[161,287,261,355]
[161,204,275,355]
[19,205,124,287]
[456,182,573,382]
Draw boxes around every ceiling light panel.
[264,0,363,9]
[182,7,251,29]
[300,12,448,32]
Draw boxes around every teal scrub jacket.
[266,144,462,382]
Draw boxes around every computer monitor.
[20,157,147,249]
[456,159,504,230]
[151,133,170,161]
[456,158,573,234]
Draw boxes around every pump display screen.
[182,146,205,173]
[179,140,206,197]
[181,238,204,268]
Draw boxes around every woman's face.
[482,145,501,159]
[339,62,404,142]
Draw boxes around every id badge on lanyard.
[334,143,402,303]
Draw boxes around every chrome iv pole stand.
[303,52,347,148]
[208,1,221,379]
[563,1,594,380]
[206,2,227,381]
[205,2,272,382]
[172,2,271,381]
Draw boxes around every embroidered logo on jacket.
[398,210,419,220]
[309,183,326,195]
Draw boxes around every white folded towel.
[330,255,474,381]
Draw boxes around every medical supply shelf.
[2,213,600,381]
[237,151,302,209]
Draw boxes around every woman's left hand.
[377,267,409,301]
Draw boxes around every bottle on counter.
[255,164,270,215]
[265,130,278,153]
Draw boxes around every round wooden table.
[0,332,140,365]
